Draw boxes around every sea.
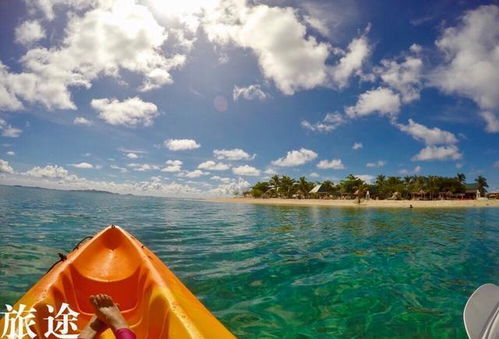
[0,185,497,338]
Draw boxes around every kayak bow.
[0,225,235,338]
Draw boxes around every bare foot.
[89,294,128,331]
[79,315,106,339]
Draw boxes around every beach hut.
[411,189,426,200]
[464,183,480,199]
[487,192,499,199]
[309,184,329,199]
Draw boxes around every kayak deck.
[0,225,234,338]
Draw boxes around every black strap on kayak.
[72,236,93,251]
[45,234,93,273]
[45,253,67,273]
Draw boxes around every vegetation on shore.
[247,174,489,200]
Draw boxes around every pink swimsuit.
[79,328,136,339]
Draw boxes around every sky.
[0,0,498,197]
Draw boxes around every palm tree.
[297,176,313,198]
[475,175,488,195]
[279,176,296,198]
[456,173,466,184]
[269,175,280,197]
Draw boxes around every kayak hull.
[0,225,235,338]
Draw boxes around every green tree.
[279,176,296,198]
[475,175,488,195]
[297,176,314,198]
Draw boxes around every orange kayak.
[0,225,235,338]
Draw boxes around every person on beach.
[79,294,136,339]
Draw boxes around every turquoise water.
[0,185,498,338]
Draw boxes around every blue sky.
[0,0,498,196]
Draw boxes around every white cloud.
[330,35,371,88]
[232,165,261,176]
[263,168,277,175]
[354,174,375,184]
[208,177,251,196]
[110,164,128,173]
[210,175,232,184]
[0,159,14,174]
[24,165,76,180]
[479,111,499,133]
[71,162,94,169]
[346,87,401,118]
[233,84,267,101]
[432,5,499,112]
[164,138,201,151]
[317,159,345,169]
[399,165,421,175]
[213,148,254,161]
[127,163,160,171]
[91,97,158,127]
[366,160,386,168]
[15,20,45,46]
[374,53,423,103]
[73,117,92,126]
[272,148,318,167]
[161,160,183,172]
[198,160,230,171]
[352,142,363,150]
[0,119,22,138]
[396,119,458,145]
[1,0,186,110]
[24,0,94,21]
[411,145,463,161]
[204,1,329,95]
[301,112,345,133]
[309,172,320,178]
[126,152,138,159]
[6,151,15,156]
[180,169,208,178]
[304,15,329,36]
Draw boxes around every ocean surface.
[0,185,498,338]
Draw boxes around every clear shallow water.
[0,185,498,338]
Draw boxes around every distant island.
[8,185,120,196]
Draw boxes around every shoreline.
[209,197,499,209]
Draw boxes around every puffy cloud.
[233,84,267,101]
[164,138,201,151]
[198,160,230,171]
[309,172,320,178]
[479,111,499,133]
[0,159,14,174]
[352,142,363,150]
[127,163,160,171]
[399,165,421,175]
[366,160,386,168]
[180,169,209,178]
[411,145,462,161]
[24,0,94,21]
[91,97,158,127]
[317,159,345,169]
[272,148,317,167]
[304,15,329,36]
[432,5,499,111]
[354,174,375,184]
[329,35,371,88]
[346,87,401,118]
[396,119,458,145]
[161,160,183,172]
[204,1,329,95]
[2,0,186,110]
[374,52,423,103]
[301,112,345,133]
[110,164,128,173]
[213,148,254,160]
[15,20,45,46]
[0,119,22,137]
[73,117,92,126]
[232,165,261,176]
[71,162,94,169]
[208,177,251,196]
[126,152,138,159]
[24,165,76,180]
[6,151,15,156]
[210,175,232,184]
